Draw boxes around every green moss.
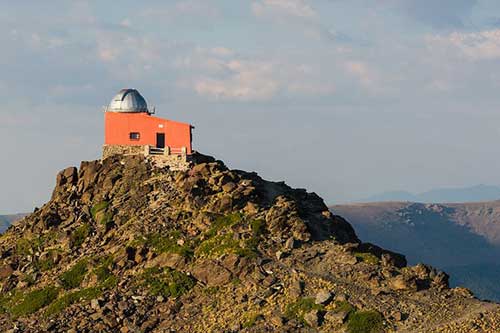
[347,310,384,333]
[45,287,100,317]
[35,249,64,272]
[333,301,356,316]
[91,201,113,229]
[242,313,263,328]
[16,238,34,256]
[205,213,243,238]
[203,286,219,295]
[70,224,91,248]
[250,219,266,236]
[354,252,380,265]
[91,201,109,219]
[92,256,117,289]
[60,260,88,290]
[140,267,196,298]
[145,232,194,258]
[10,286,59,317]
[285,297,324,325]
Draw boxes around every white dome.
[107,89,149,113]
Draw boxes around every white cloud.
[252,0,316,19]
[175,47,339,101]
[428,29,500,60]
[194,60,279,101]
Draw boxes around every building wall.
[104,112,192,154]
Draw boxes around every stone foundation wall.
[102,145,191,171]
[102,145,145,159]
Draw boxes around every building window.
[129,132,140,140]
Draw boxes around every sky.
[3,0,500,213]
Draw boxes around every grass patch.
[242,312,263,328]
[332,300,356,315]
[196,233,257,259]
[347,310,384,333]
[91,201,113,229]
[34,250,60,272]
[144,232,194,258]
[93,256,118,290]
[70,224,91,248]
[285,297,324,325]
[16,238,36,256]
[10,286,59,317]
[354,252,380,265]
[250,219,266,236]
[90,201,109,219]
[60,260,87,290]
[205,213,243,238]
[140,267,196,298]
[45,287,100,317]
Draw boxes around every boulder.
[304,310,320,328]
[191,260,232,286]
[0,264,14,279]
[315,290,333,305]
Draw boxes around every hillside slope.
[0,156,499,332]
[332,202,500,302]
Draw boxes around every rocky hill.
[0,215,27,234]
[1,155,499,332]
[332,202,500,302]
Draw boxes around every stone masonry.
[102,145,191,171]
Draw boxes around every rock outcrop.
[0,155,499,332]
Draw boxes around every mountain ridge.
[332,201,500,302]
[359,184,500,203]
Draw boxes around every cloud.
[391,0,478,29]
[175,47,339,101]
[252,0,316,19]
[428,29,500,60]
[193,60,279,101]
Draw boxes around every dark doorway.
[156,133,165,148]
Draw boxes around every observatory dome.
[107,89,149,113]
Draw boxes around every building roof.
[107,89,150,113]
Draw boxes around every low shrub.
[353,252,380,265]
[145,232,194,258]
[205,213,243,237]
[70,224,91,248]
[141,267,196,298]
[242,312,263,328]
[10,286,59,317]
[91,202,113,229]
[285,297,324,325]
[45,287,100,317]
[250,219,266,236]
[60,260,87,290]
[347,310,384,333]
[333,300,356,316]
[90,201,109,219]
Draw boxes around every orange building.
[102,89,193,159]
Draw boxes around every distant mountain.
[360,184,500,203]
[332,201,500,301]
[0,214,27,233]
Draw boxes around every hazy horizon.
[3,1,500,213]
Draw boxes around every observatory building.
[102,89,193,168]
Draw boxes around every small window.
[129,132,140,140]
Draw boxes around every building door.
[156,133,165,148]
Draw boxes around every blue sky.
[3,0,500,213]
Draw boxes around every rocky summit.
[0,155,499,332]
